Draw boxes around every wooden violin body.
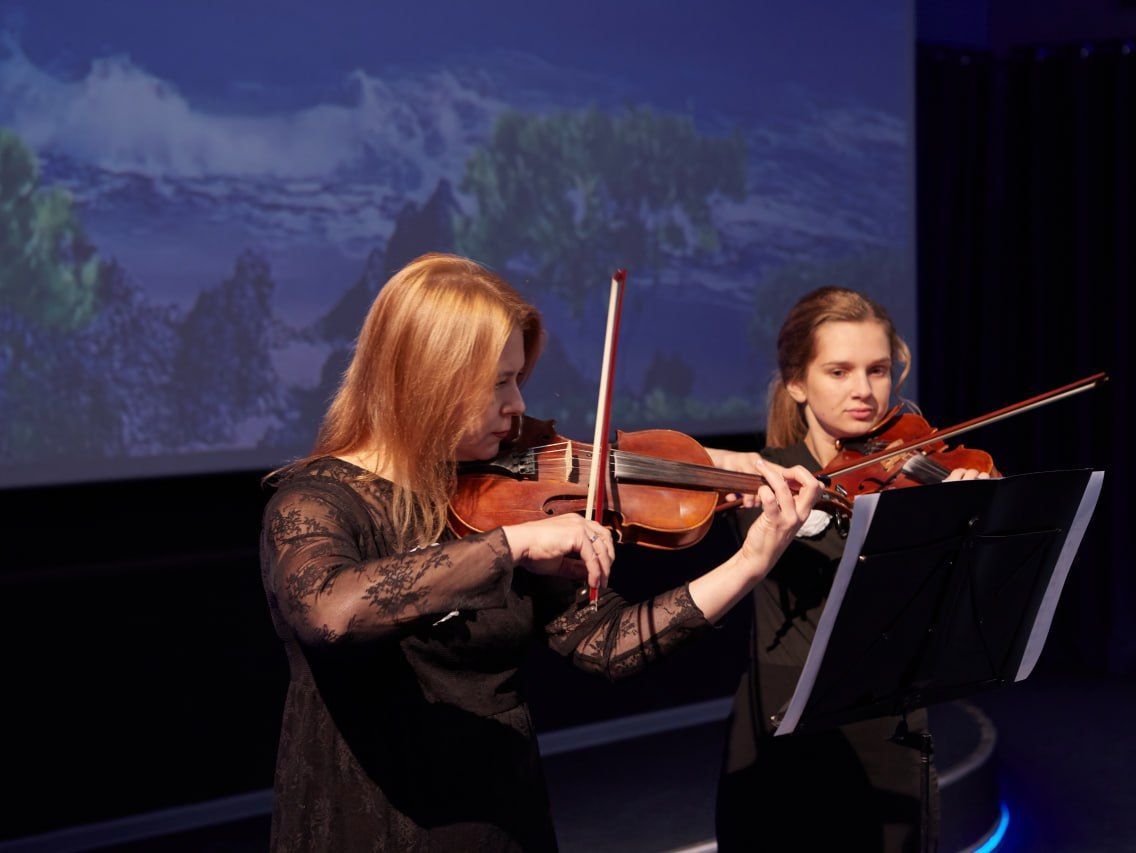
[450,416,723,549]
[813,372,1108,506]
[820,407,998,504]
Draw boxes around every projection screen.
[0,0,914,487]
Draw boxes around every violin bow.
[584,269,627,606]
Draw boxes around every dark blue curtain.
[917,41,1134,675]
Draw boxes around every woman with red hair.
[260,253,819,851]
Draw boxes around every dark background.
[2,0,1134,844]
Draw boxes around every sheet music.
[774,471,1105,736]
[1014,470,1105,681]
[776,493,881,736]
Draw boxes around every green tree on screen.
[0,128,101,330]
[456,107,746,308]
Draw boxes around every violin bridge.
[563,441,574,482]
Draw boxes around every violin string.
[519,436,845,493]
[516,448,845,503]
[904,453,951,483]
[617,454,762,490]
[524,444,855,498]
[523,447,767,492]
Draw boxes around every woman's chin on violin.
[702,316,989,517]
[774,305,993,484]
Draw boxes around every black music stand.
[773,469,1104,852]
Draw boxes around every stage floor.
[16,670,1135,853]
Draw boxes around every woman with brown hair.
[260,253,820,851]
[715,286,989,852]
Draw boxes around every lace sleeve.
[541,582,712,682]
[261,481,513,645]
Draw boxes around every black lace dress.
[715,443,939,853]
[260,457,711,852]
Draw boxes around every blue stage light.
[973,803,1011,852]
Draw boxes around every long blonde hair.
[765,287,910,448]
[294,253,543,549]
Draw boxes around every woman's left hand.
[736,461,820,581]
[684,458,820,623]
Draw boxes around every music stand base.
[891,715,937,853]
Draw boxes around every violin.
[453,269,826,559]
[449,414,832,550]
[814,372,1107,511]
[818,406,998,506]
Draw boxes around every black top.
[716,443,938,853]
[260,457,711,852]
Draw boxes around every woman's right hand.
[502,515,615,591]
